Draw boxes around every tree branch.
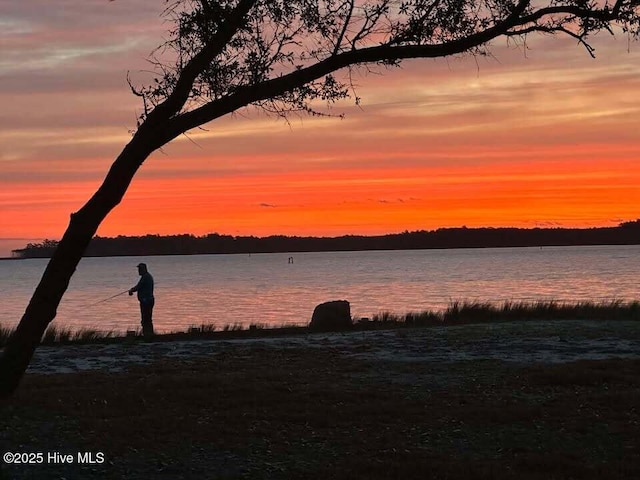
[163,0,532,139]
[333,0,355,56]
[515,1,638,30]
[143,0,259,127]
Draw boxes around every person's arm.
[129,278,142,295]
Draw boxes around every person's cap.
[137,263,147,268]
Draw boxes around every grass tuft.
[199,323,217,333]
[73,328,115,342]
[366,299,640,329]
[41,325,74,345]
[0,325,14,345]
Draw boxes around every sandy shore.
[28,319,640,375]
[3,319,640,479]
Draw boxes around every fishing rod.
[86,289,131,307]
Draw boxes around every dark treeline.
[12,220,640,258]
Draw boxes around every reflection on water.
[1,245,639,333]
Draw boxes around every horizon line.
[6,219,639,244]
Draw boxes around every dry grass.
[389,300,640,327]
[2,300,638,348]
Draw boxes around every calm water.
[1,245,638,333]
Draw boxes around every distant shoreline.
[5,242,640,261]
[8,241,640,261]
[10,221,640,259]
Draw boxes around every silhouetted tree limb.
[1,0,638,396]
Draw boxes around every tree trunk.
[0,134,155,397]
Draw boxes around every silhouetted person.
[129,263,154,338]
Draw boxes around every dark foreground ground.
[1,322,640,479]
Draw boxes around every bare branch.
[143,0,259,126]
[333,0,355,55]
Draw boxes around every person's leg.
[141,300,155,338]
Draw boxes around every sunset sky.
[1,1,639,256]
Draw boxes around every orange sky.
[1,2,639,255]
